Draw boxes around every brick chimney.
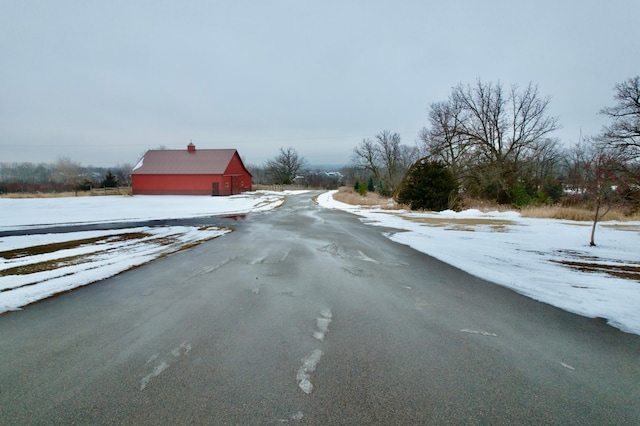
[187,142,196,153]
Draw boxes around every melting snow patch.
[171,342,192,357]
[460,328,498,337]
[356,250,379,263]
[313,309,333,341]
[297,349,323,394]
[140,362,169,390]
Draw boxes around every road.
[1,192,639,424]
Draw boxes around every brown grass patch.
[520,205,640,221]
[600,223,640,232]
[461,198,513,212]
[1,188,132,198]
[0,232,152,260]
[551,249,640,282]
[398,215,515,232]
[1,254,93,276]
[332,187,403,209]
[552,260,640,282]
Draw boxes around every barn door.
[231,176,240,194]
[212,182,220,196]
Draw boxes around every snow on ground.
[316,191,640,335]
[0,192,285,231]
[0,192,289,313]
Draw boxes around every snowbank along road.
[1,192,639,424]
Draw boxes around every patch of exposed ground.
[553,260,640,282]
[1,254,94,276]
[552,250,640,282]
[0,232,151,259]
[0,229,227,282]
[397,215,516,232]
[601,223,640,233]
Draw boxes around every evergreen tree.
[367,176,375,192]
[101,170,118,188]
[396,160,458,211]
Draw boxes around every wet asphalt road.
[1,192,639,425]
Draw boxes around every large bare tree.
[420,98,472,187]
[55,157,85,195]
[265,147,307,185]
[599,76,640,161]
[447,80,560,202]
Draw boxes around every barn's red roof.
[131,148,243,175]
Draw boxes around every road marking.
[460,328,498,337]
[560,362,575,370]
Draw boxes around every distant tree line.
[0,158,132,194]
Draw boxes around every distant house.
[130,143,252,195]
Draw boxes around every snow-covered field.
[316,191,640,336]
[0,192,285,313]
[2,190,639,336]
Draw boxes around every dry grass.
[460,197,514,213]
[333,191,640,222]
[1,191,93,199]
[398,215,515,232]
[0,187,132,199]
[0,232,152,276]
[333,187,403,209]
[0,232,151,260]
[521,205,640,222]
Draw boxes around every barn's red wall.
[225,153,248,175]
[132,173,251,196]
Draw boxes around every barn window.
[226,182,229,188]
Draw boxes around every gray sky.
[1,1,639,167]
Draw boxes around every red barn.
[131,143,252,195]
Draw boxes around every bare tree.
[352,138,382,185]
[265,147,307,184]
[376,130,405,195]
[55,157,85,195]
[522,137,564,198]
[351,131,419,196]
[599,76,640,162]
[566,142,626,246]
[420,98,471,187]
[450,80,560,202]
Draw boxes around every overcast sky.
[1,1,639,168]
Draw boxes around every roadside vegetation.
[332,186,640,222]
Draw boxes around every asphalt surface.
[1,192,639,425]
